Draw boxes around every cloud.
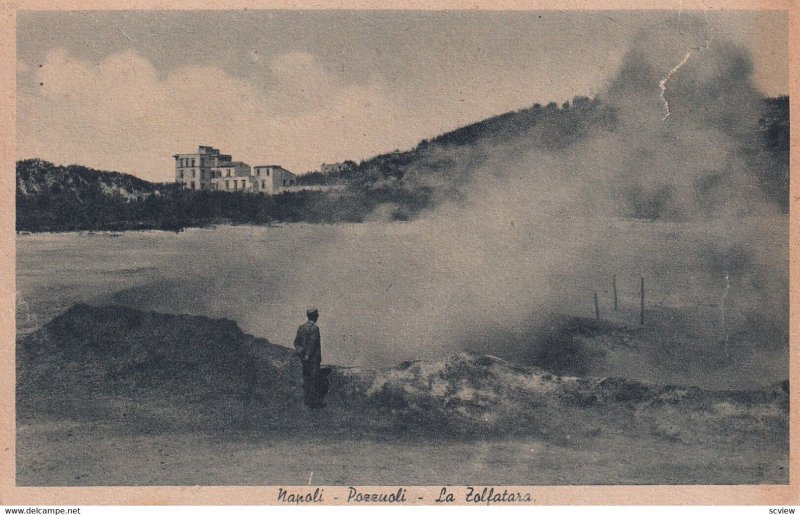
[17,48,407,180]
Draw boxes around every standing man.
[294,307,324,408]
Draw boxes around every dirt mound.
[343,352,788,440]
[17,304,299,430]
[17,304,789,442]
[19,303,294,389]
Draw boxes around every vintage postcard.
[0,0,797,507]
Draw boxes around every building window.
[266,169,270,176]
[261,180,265,188]
[191,159,195,167]
[191,183,195,190]
[225,180,229,190]
[234,181,238,190]
[179,171,184,179]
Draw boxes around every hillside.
[345,97,610,185]
[16,159,180,231]
[17,304,788,485]
[16,159,163,199]
[757,96,791,206]
[329,96,789,211]
[15,160,386,231]
[15,96,789,232]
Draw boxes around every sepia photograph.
[2,2,796,506]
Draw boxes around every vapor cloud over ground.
[244,16,787,380]
[17,15,787,389]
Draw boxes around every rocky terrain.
[16,304,789,485]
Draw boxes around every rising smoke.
[110,15,788,387]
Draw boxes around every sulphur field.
[15,218,789,485]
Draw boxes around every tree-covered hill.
[337,96,789,213]
[17,159,164,199]
[16,96,789,232]
[15,159,421,231]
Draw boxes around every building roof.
[220,161,248,167]
[254,165,295,176]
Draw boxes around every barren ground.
[15,222,789,486]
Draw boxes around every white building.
[252,165,297,194]
[173,146,232,191]
[174,147,313,194]
[210,161,252,192]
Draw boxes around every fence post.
[594,292,600,321]
[640,277,645,325]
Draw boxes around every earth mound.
[17,303,299,432]
[18,304,789,443]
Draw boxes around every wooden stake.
[594,292,600,321]
[640,277,645,325]
[613,274,618,311]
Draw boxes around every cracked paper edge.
[658,14,715,120]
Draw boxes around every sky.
[16,10,789,182]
